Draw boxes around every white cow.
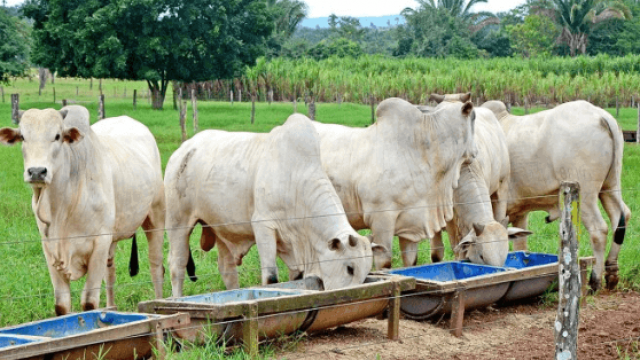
[165,114,381,296]
[482,100,631,290]
[314,97,477,269]
[427,94,531,266]
[0,106,165,314]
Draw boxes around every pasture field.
[0,77,639,359]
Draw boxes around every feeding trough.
[138,275,415,356]
[0,311,189,360]
[623,130,637,143]
[375,253,594,337]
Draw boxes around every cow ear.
[0,128,22,146]
[328,238,343,252]
[499,216,510,228]
[460,92,471,103]
[59,109,69,120]
[63,127,83,144]
[454,230,476,259]
[507,228,533,240]
[429,94,445,104]
[462,101,474,117]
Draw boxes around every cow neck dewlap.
[453,163,494,229]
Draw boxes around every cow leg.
[217,240,239,289]
[82,237,111,311]
[399,237,419,267]
[600,191,631,290]
[168,224,194,298]
[581,194,609,292]
[430,231,445,263]
[492,180,509,223]
[252,225,279,285]
[46,261,72,316]
[510,214,529,251]
[143,212,165,299]
[368,215,396,269]
[105,242,117,308]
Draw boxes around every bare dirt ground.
[277,291,640,360]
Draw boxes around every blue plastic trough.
[138,276,415,356]
[0,311,189,360]
[375,253,594,337]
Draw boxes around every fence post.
[62,99,67,107]
[98,94,105,120]
[76,86,79,96]
[230,90,234,105]
[637,104,640,144]
[133,89,137,110]
[53,87,56,104]
[370,94,375,124]
[99,79,102,95]
[11,94,19,124]
[250,92,256,125]
[90,78,93,90]
[178,89,187,142]
[555,181,581,360]
[191,88,198,132]
[616,96,620,118]
[1,86,4,103]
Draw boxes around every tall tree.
[24,0,273,109]
[404,0,500,34]
[507,14,558,57]
[0,7,30,83]
[547,0,631,56]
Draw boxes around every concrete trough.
[138,275,415,356]
[375,253,594,337]
[0,311,189,360]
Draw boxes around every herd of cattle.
[0,94,630,316]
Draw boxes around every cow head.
[454,217,533,266]
[0,109,83,187]
[430,92,472,104]
[316,233,385,290]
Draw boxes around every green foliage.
[264,0,308,58]
[0,7,30,83]
[506,14,558,58]
[307,38,364,60]
[23,0,273,108]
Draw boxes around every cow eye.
[55,134,60,141]
[347,266,354,276]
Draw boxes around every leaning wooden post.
[11,93,19,124]
[133,89,137,110]
[191,88,198,132]
[98,94,105,120]
[387,278,401,340]
[636,103,640,144]
[555,181,581,360]
[242,301,259,358]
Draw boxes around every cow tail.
[129,234,140,277]
[187,245,198,282]
[601,114,630,244]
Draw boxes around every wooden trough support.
[139,276,415,355]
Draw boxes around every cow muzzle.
[26,167,49,185]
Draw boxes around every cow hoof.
[588,274,602,293]
[605,274,619,291]
[431,254,442,264]
[82,303,96,311]
[267,274,278,285]
[55,305,68,316]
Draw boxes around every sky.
[3,0,528,18]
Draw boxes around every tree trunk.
[38,68,47,93]
[98,95,105,120]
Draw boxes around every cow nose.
[28,167,47,181]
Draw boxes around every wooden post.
[98,94,105,120]
[555,181,581,360]
[370,94,375,124]
[62,99,67,107]
[238,89,242,103]
[124,87,127,98]
[1,86,4,103]
[387,279,401,340]
[53,87,56,104]
[449,290,466,337]
[268,88,273,105]
[616,96,620,118]
[230,90,234,105]
[76,86,79,96]
[524,96,529,115]
[90,78,93,90]
[11,94,19,124]
[242,302,259,358]
[636,104,640,144]
[293,93,297,113]
[250,93,256,124]
[191,88,198,132]
[507,102,512,114]
[133,89,137,110]
[99,79,102,95]
[178,89,187,142]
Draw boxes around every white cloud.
[2,0,24,6]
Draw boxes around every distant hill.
[301,15,405,29]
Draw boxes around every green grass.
[0,77,639,358]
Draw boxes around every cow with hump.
[0,106,165,315]
[313,97,477,269]
[427,93,531,267]
[482,100,631,291]
[165,114,382,296]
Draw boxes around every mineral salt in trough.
[0,311,189,360]
[138,275,415,356]
[376,252,594,337]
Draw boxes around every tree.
[546,0,631,56]
[0,7,30,83]
[507,14,558,57]
[265,0,307,57]
[24,0,273,109]
[404,0,500,35]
